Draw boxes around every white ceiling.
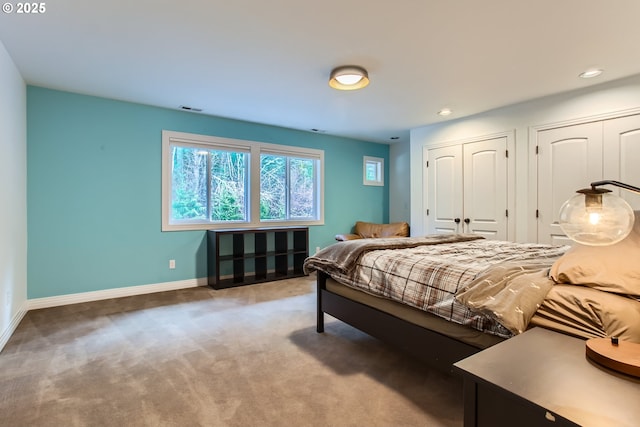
[2,0,640,144]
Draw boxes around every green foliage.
[212,188,245,221]
[259,154,314,220]
[171,145,317,223]
[172,189,206,219]
[260,155,286,219]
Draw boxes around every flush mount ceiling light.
[438,108,453,116]
[579,68,603,79]
[329,66,370,90]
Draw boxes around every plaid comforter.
[304,236,568,338]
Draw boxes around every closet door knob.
[464,218,470,224]
[454,218,461,224]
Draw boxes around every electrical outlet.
[315,246,320,254]
[169,259,176,269]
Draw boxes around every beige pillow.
[550,211,640,296]
[532,285,640,343]
[456,262,556,335]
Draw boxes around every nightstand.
[454,327,640,427]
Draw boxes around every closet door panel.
[537,122,603,244]
[463,137,508,240]
[604,114,640,209]
[427,145,463,234]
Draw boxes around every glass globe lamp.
[559,188,634,246]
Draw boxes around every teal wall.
[27,86,389,298]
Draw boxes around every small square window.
[363,156,384,186]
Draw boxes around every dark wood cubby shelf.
[207,227,309,289]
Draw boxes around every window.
[260,154,317,221]
[363,156,384,186]
[162,130,324,231]
[171,145,249,223]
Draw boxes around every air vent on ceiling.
[179,105,203,112]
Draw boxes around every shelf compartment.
[207,227,309,289]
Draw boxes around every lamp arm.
[590,180,640,195]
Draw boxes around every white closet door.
[463,137,508,240]
[604,114,640,209]
[537,122,603,244]
[427,145,463,234]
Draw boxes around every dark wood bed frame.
[316,271,485,373]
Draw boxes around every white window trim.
[162,130,324,231]
[363,156,384,186]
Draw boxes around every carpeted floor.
[0,276,463,426]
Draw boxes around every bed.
[303,231,640,372]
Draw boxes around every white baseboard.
[27,278,208,310]
[0,301,28,353]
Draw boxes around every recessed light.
[438,108,452,116]
[579,69,603,79]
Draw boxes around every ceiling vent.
[179,105,203,112]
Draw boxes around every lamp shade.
[559,191,634,246]
[329,66,370,90]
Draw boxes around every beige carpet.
[0,276,463,426]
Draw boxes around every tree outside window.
[162,130,324,231]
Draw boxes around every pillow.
[456,261,556,335]
[550,211,640,296]
[531,284,640,343]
